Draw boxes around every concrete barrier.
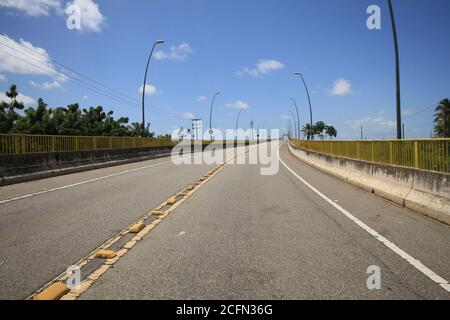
[288,141,450,226]
[0,141,257,186]
[0,146,173,186]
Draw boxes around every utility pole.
[250,121,255,140]
[387,0,402,139]
[141,40,165,137]
[361,126,363,141]
[402,123,405,139]
[191,118,202,140]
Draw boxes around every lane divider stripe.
[0,160,172,205]
[277,145,450,293]
[28,146,256,300]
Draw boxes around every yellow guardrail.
[0,134,256,156]
[291,139,450,173]
[0,134,178,155]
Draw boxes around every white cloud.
[0,92,35,106]
[0,0,60,16]
[402,109,415,116]
[83,95,88,99]
[154,43,193,61]
[30,80,61,90]
[345,111,396,137]
[196,95,207,102]
[65,0,106,32]
[226,100,250,110]
[237,59,284,78]
[0,35,67,82]
[181,112,194,120]
[139,84,158,95]
[0,74,5,82]
[0,0,106,33]
[330,78,352,96]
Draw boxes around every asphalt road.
[0,151,217,299]
[1,142,450,299]
[80,142,450,300]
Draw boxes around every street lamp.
[209,92,221,140]
[387,0,402,139]
[235,109,244,141]
[293,71,313,140]
[290,98,300,139]
[141,39,165,137]
[289,111,298,140]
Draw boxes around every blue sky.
[0,0,449,139]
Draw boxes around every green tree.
[301,123,314,140]
[434,98,450,138]
[313,121,326,140]
[0,83,160,137]
[0,84,25,133]
[325,125,338,140]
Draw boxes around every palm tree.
[325,125,338,140]
[314,121,326,140]
[301,123,314,140]
[434,98,450,138]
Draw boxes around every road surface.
[1,142,449,299]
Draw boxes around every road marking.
[278,146,450,293]
[27,145,256,300]
[0,160,171,205]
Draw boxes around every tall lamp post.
[235,109,244,141]
[290,98,300,139]
[209,92,221,140]
[387,0,402,139]
[141,40,165,137]
[289,111,298,140]
[293,72,313,140]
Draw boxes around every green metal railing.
[0,134,256,156]
[0,134,178,155]
[291,139,450,173]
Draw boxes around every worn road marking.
[28,146,256,300]
[0,159,172,205]
[278,145,450,293]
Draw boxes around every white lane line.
[277,147,450,293]
[0,160,171,205]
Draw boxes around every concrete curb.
[0,152,171,186]
[288,141,450,226]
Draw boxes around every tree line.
[300,121,338,140]
[0,84,157,137]
[434,98,450,138]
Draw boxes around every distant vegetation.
[301,121,338,140]
[434,98,450,138]
[0,84,158,137]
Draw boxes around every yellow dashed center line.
[28,145,254,300]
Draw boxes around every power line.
[403,100,442,120]
[0,35,186,121]
[0,33,138,104]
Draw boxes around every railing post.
[389,141,393,165]
[371,141,374,162]
[52,136,56,152]
[414,140,420,169]
[21,135,27,154]
[357,141,360,160]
